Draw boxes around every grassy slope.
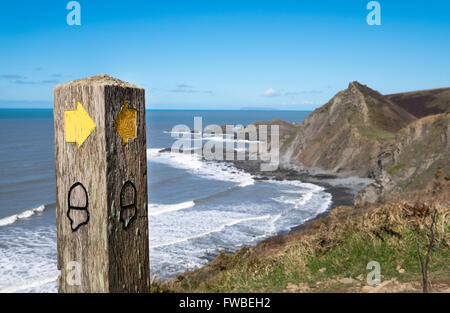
[386,87,450,118]
[153,200,449,293]
[349,83,416,142]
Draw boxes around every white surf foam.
[270,213,283,225]
[299,192,333,221]
[294,191,315,208]
[163,130,201,135]
[200,136,260,144]
[267,179,324,192]
[0,205,45,227]
[270,179,324,209]
[148,184,332,279]
[148,148,255,187]
[150,214,272,249]
[148,201,195,216]
[0,275,58,293]
[164,130,260,144]
[0,225,58,293]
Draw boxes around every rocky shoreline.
[228,158,370,233]
[156,147,370,234]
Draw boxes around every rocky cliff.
[355,113,449,206]
[280,82,416,177]
[245,82,448,204]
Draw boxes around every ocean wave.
[0,225,57,293]
[271,191,316,209]
[163,130,260,144]
[0,205,46,227]
[148,201,195,216]
[269,180,324,209]
[267,179,324,192]
[299,192,332,222]
[150,214,272,249]
[163,130,201,135]
[270,191,316,226]
[147,148,255,187]
[294,191,314,208]
[0,275,58,293]
[197,136,260,144]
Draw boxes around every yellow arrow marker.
[64,101,96,148]
[114,102,137,145]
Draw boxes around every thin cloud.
[170,87,198,93]
[15,80,37,85]
[169,84,214,95]
[15,79,59,85]
[263,88,279,97]
[2,74,60,84]
[1,74,25,80]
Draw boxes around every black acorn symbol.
[120,181,137,229]
[67,182,90,232]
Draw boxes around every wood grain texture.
[53,74,149,293]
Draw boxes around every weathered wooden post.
[53,74,150,292]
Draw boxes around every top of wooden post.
[54,74,143,90]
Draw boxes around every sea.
[0,109,334,293]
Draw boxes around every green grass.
[429,90,450,111]
[307,229,449,285]
[387,163,407,175]
[360,126,396,141]
[346,105,396,141]
[281,131,297,149]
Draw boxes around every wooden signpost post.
[53,74,150,292]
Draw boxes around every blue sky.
[0,0,449,109]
